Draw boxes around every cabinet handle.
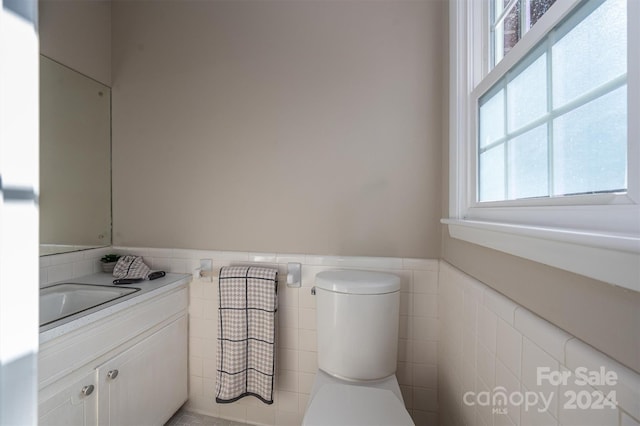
[81,385,94,397]
[107,369,119,380]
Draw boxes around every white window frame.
[444,0,640,291]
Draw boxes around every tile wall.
[438,261,640,426]
[41,248,638,426]
[40,247,440,425]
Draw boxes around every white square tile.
[298,350,317,373]
[414,364,438,389]
[496,318,523,379]
[462,329,477,371]
[202,299,217,320]
[477,342,496,388]
[298,393,310,414]
[202,359,216,379]
[299,308,316,330]
[398,338,411,362]
[557,367,619,426]
[397,362,413,386]
[299,372,315,394]
[400,385,413,409]
[413,339,437,365]
[413,293,438,318]
[519,387,559,426]
[280,307,298,329]
[565,338,640,420]
[277,370,299,393]
[400,292,412,316]
[72,259,94,278]
[189,375,204,396]
[299,287,317,309]
[276,390,299,413]
[462,293,479,336]
[277,327,299,350]
[247,404,276,426]
[478,306,498,354]
[413,269,438,294]
[521,337,559,418]
[413,387,438,412]
[277,348,299,372]
[514,308,571,363]
[483,287,518,326]
[278,284,299,308]
[202,337,217,360]
[275,409,302,426]
[622,412,640,426]
[298,329,317,352]
[219,403,247,423]
[47,263,73,283]
[189,337,205,357]
[412,316,438,341]
[189,356,203,377]
[495,359,521,425]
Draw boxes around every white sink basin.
[40,283,140,327]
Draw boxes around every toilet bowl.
[302,370,414,426]
[301,270,414,426]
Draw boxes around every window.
[446,0,640,290]
[479,0,627,202]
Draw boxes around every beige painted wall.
[39,0,111,85]
[111,0,445,258]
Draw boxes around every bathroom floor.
[165,408,251,426]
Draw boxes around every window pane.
[529,0,557,27]
[508,53,547,132]
[508,124,548,199]
[479,144,505,202]
[503,0,521,58]
[479,89,505,148]
[552,0,627,108]
[553,85,627,196]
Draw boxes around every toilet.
[302,270,414,426]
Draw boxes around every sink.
[40,283,140,327]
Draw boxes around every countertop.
[39,272,191,344]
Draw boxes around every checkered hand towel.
[216,266,278,405]
[112,255,150,280]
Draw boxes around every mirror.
[40,56,111,256]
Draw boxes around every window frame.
[445,0,640,291]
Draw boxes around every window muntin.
[479,0,627,203]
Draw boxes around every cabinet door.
[97,315,187,426]
[39,371,98,426]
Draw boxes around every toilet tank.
[314,270,400,381]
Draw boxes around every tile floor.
[165,408,251,426]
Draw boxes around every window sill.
[441,218,640,292]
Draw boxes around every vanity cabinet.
[38,283,188,426]
[97,315,187,426]
[38,371,98,426]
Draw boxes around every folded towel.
[216,266,278,405]
[112,255,151,280]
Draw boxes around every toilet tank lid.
[315,270,401,295]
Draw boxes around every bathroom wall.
[438,261,640,426]
[110,0,445,259]
[39,0,111,85]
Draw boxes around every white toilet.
[302,270,415,426]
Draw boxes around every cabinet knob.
[81,385,94,397]
[107,369,119,380]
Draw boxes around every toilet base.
[302,370,414,426]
